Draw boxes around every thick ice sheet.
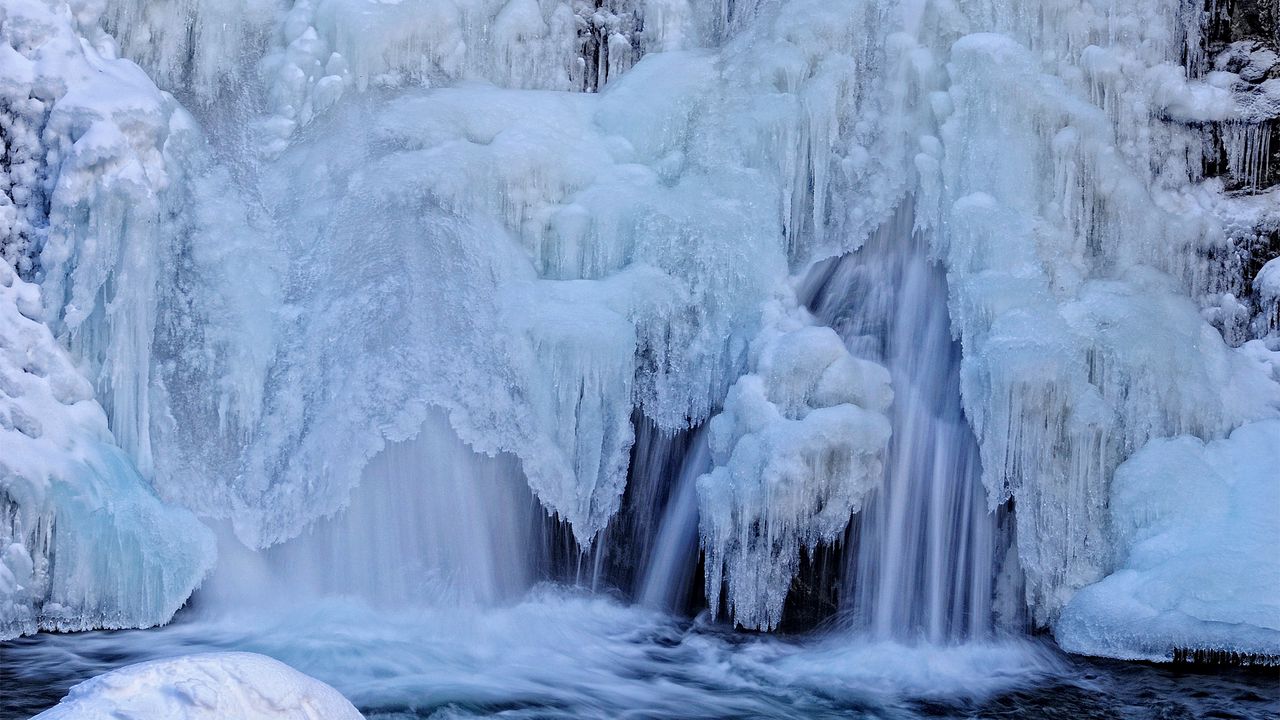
[1055,420,1280,661]
[0,260,214,640]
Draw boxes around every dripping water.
[529,415,706,610]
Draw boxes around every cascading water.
[803,205,1016,643]
[638,427,710,612]
[225,412,539,609]
[533,417,710,613]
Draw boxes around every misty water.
[4,597,1278,718]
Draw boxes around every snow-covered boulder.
[33,652,364,719]
[1055,420,1280,661]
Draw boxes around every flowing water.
[4,597,1277,719]
[803,204,1014,642]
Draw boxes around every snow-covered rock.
[33,652,364,719]
[1055,420,1280,661]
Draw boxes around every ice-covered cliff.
[0,256,213,639]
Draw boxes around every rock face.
[1191,0,1280,346]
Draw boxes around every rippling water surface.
[4,587,1277,719]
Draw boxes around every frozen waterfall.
[2,0,1279,715]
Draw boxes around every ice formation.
[1055,420,1280,661]
[33,652,364,719]
[9,0,914,573]
[0,259,214,640]
[698,302,893,629]
[909,1,1280,627]
[3,0,178,473]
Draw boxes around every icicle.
[1223,120,1274,192]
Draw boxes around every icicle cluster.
[903,0,1280,628]
[1,0,192,478]
[698,300,892,630]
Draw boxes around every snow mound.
[1054,420,1280,661]
[33,652,363,720]
[0,260,214,640]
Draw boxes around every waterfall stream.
[638,427,710,612]
[804,205,1016,642]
